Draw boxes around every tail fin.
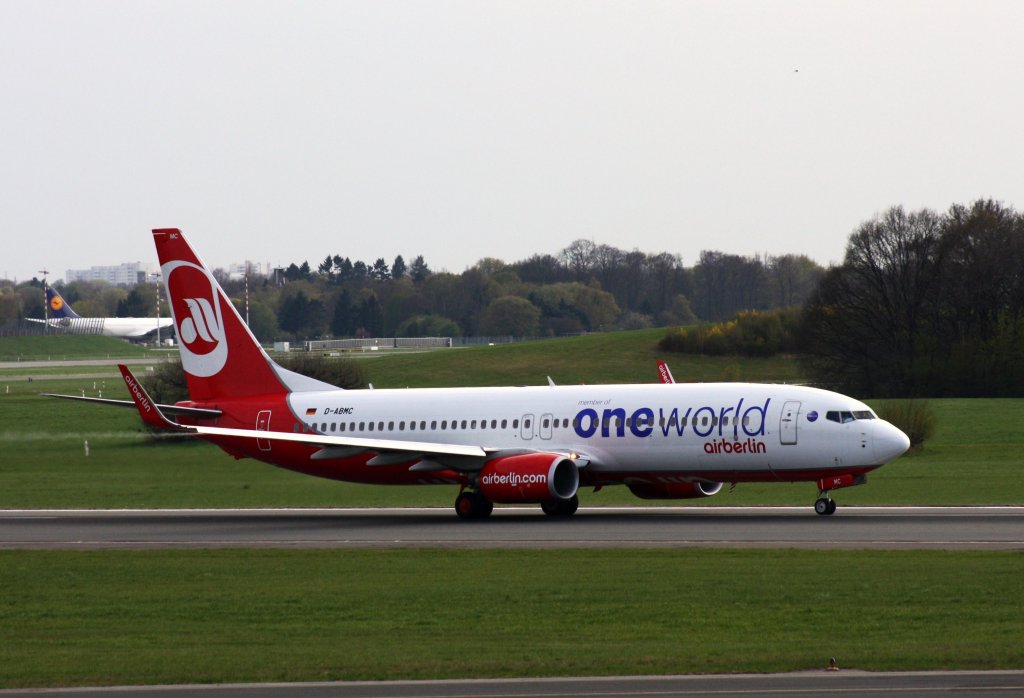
[152,229,337,402]
[46,287,81,319]
[656,360,675,384]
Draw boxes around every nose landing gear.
[814,473,867,516]
[814,495,837,516]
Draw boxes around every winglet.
[117,364,184,430]
[656,360,675,384]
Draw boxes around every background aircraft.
[52,229,910,518]
[28,286,175,341]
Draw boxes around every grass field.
[1,548,1021,688]
[353,329,805,388]
[0,335,154,361]
[1,333,1022,687]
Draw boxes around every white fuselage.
[281,382,908,477]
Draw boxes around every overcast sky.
[2,1,1022,283]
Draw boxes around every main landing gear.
[454,492,581,519]
[455,491,493,520]
[541,495,579,517]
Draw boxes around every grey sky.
[2,0,1022,283]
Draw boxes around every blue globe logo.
[807,411,819,423]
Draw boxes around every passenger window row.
[305,416,575,434]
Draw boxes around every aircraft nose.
[875,422,911,462]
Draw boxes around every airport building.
[66,262,156,286]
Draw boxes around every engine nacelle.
[627,480,724,500]
[478,453,580,504]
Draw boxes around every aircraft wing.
[106,364,591,469]
[192,424,488,458]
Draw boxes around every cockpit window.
[826,410,875,423]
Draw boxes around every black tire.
[827,499,837,515]
[542,495,579,517]
[814,498,832,516]
[455,492,493,520]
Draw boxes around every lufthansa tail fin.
[152,229,337,402]
[46,287,81,319]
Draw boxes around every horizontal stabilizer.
[117,364,186,430]
[42,393,222,419]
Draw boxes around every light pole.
[151,272,162,345]
[38,269,49,333]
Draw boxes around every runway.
[2,671,1024,697]
[2,506,1022,550]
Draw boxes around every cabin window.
[853,411,875,420]
[340,423,346,432]
[388,421,394,431]
[513,419,519,429]
[441,420,447,429]
[293,423,299,432]
[524,419,531,429]
[461,420,468,429]
[491,419,498,429]
[479,420,486,430]
[368,422,375,431]
[330,423,336,432]
[501,419,508,429]
[542,418,549,428]
[378,421,384,431]
[359,422,365,430]
[431,420,437,430]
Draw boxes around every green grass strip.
[1,548,1021,688]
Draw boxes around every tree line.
[801,199,1024,397]
[0,243,824,341]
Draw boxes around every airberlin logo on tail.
[180,297,220,345]
[164,260,228,377]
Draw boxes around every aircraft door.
[780,401,800,445]
[539,413,554,440]
[520,413,534,440]
[256,410,272,452]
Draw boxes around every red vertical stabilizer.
[152,228,287,402]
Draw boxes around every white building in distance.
[66,262,155,286]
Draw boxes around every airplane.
[29,286,175,340]
[48,228,911,518]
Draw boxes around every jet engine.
[627,480,724,500]
[478,453,579,503]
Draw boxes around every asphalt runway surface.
[3,510,1021,696]
[2,671,1024,697]
[2,506,1022,550]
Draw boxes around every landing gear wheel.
[814,497,836,516]
[541,495,579,517]
[827,499,837,515]
[455,492,493,520]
